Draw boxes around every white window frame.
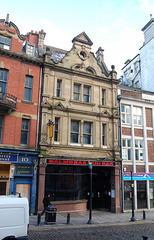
[121,105,131,124]
[56,79,62,97]
[74,83,81,101]
[71,120,80,144]
[0,35,11,50]
[83,122,92,145]
[135,139,144,161]
[133,106,142,126]
[83,85,91,103]
[122,139,132,161]
[26,42,35,57]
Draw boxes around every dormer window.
[26,43,35,57]
[0,35,11,50]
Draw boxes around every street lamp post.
[131,171,135,221]
[87,162,93,224]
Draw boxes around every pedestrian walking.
[41,193,51,216]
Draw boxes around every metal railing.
[0,91,17,109]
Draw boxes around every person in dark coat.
[41,193,51,216]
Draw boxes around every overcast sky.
[1,0,154,77]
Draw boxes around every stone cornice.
[43,61,120,84]
[0,48,42,65]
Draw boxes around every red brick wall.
[147,141,154,162]
[123,165,133,172]
[134,128,143,137]
[147,130,153,138]
[146,108,152,127]
[136,165,145,172]
[122,127,131,135]
[149,166,154,172]
[121,90,141,98]
[0,56,40,147]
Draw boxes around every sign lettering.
[47,159,114,166]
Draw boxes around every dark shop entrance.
[45,162,112,210]
[92,167,111,210]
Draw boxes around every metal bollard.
[37,213,41,225]
[143,210,146,220]
[143,236,148,240]
[67,213,70,224]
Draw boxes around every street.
[29,222,154,240]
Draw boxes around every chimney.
[5,14,9,26]
[96,47,104,63]
[38,29,46,49]
[141,15,154,44]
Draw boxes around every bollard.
[67,213,70,224]
[143,236,148,240]
[37,213,41,225]
[143,210,146,220]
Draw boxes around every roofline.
[141,18,154,31]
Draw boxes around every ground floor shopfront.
[38,159,122,213]
[0,148,38,214]
[123,173,154,210]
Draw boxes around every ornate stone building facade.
[38,32,121,213]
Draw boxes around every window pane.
[128,149,131,160]
[83,122,91,134]
[126,115,130,124]
[0,69,8,92]
[84,95,89,102]
[0,35,11,50]
[54,118,59,142]
[83,86,90,103]
[122,149,127,160]
[121,114,125,123]
[128,140,131,147]
[126,106,130,113]
[20,119,29,145]
[71,133,79,143]
[71,121,79,132]
[121,106,125,112]
[83,135,91,144]
[140,141,143,148]
[135,149,139,160]
[24,76,33,101]
[71,120,80,143]
[84,86,89,94]
[122,139,126,147]
[57,80,61,97]
[135,140,138,147]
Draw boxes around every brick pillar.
[38,164,46,211]
[111,166,121,213]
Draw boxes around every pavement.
[29,209,154,230]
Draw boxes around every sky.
[0,0,154,77]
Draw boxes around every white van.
[0,195,29,240]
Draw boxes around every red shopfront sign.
[47,159,114,167]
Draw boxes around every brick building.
[118,86,154,210]
[119,16,154,212]
[0,15,43,213]
[38,32,122,213]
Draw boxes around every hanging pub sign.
[47,159,114,167]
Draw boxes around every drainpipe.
[117,94,123,212]
[36,63,44,213]
[110,65,115,160]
